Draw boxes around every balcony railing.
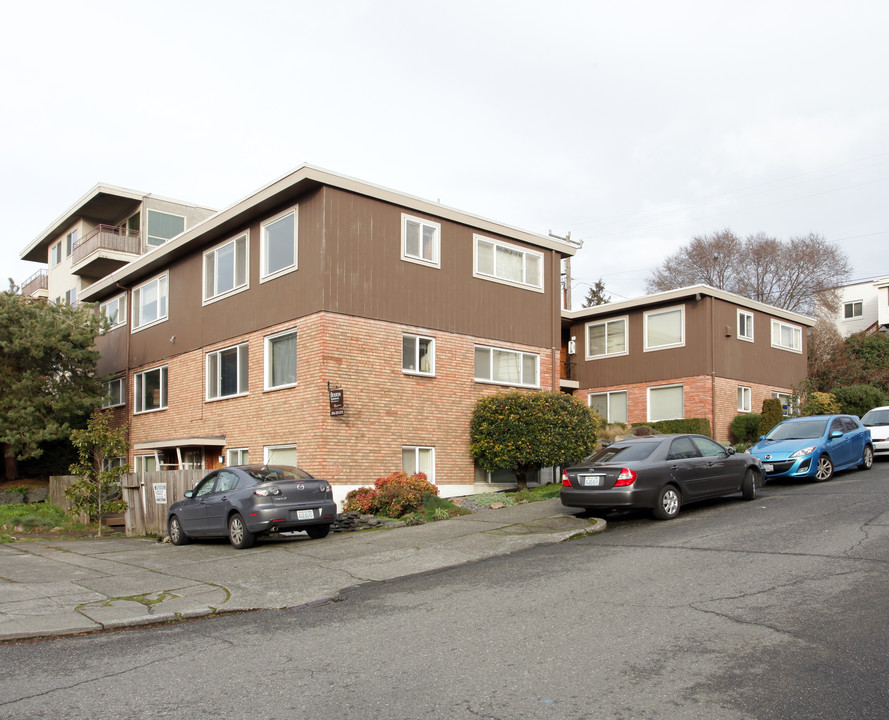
[20,269,48,297]
[72,224,141,265]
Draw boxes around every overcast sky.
[2,0,887,308]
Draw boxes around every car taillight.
[613,468,637,487]
[562,470,571,487]
[254,485,282,497]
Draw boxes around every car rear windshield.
[243,466,314,483]
[765,420,827,441]
[585,443,658,464]
[862,409,889,426]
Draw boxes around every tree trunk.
[514,468,528,491]
[3,444,18,481]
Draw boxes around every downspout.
[710,295,717,439]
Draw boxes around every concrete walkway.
[0,498,604,641]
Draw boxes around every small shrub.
[343,486,376,514]
[801,391,840,417]
[730,413,763,444]
[429,507,452,522]
[759,398,786,437]
[343,471,439,518]
[631,425,653,437]
[832,384,888,418]
[401,512,425,526]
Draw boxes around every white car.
[861,406,889,456]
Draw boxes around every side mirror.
[726,446,736,456]
[758,435,766,442]
[184,490,194,499]
[830,430,843,439]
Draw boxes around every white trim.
[402,445,436,484]
[131,272,169,332]
[206,342,250,401]
[473,234,544,292]
[588,390,628,424]
[260,205,298,282]
[264,329,298,391]
[134,365,168,414]
[264,444,298,465]
[401,214,441,269]
[227,447,249,466]
[770,319,802,353]
[402,333,436,377]
[647,383,684,422]
[843,299,864,320]
[473,344,539,388]
[643,304,685,352]
[737,308,754,342]
[737,385,752,413]
[585,316,629,359]
[202,231,250,305]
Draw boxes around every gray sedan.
[560,434,763,520]
[167,465,338,549]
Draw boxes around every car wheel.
[652,485,680,520]
[859,445,874,471]
[305,524,331,540]
[814,455,834,482]
[741,469,757,501]
[228,512,255,549]
[168,515,190,546]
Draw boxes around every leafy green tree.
[470,391,600,490]
[0,284,105,479]
[65,410,129,535]
[832,384,887,418]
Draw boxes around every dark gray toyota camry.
[560,434,763,520]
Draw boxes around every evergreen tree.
[582,278,611,307]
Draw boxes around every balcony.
[72,224,141,279]
[20,269,49,298]
[559,359,579,389]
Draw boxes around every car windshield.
[861,409,889,427]
[243,465,314,483]
[765,420,827,441]
[584,443,658,464]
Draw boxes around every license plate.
[764,463,774,473]
[296,509,315,520]
[580,474,603,487]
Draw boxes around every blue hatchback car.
[749,414,873,482]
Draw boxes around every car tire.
[305,524,331,540]
[228,512,255,549]
[652,485,680,520]
[168,515,189,546]
[859,445,874,471]
[741,469,757,501]
[814,455,834,482]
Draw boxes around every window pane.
[525,254,541,287]
[238,344,249,394]
[216,242,235,295]
[476,240,494,276]
[143,369,162,411]
[204,253,215,299]
[493,349,521,383]
[418,448,433,477]
[403,335,417,371]
[405,220,420,257]
[647,309,682,347]
[147,211,184,246]
[589,394,608,417]
[235,236,247,287]
[271,334,296,387]
[588,324,606,356]
[418,338,433,374]
[219,348,239,396]
[207,354,218,399]
[402,448,417,475]
[496,245,524,283]
[649,386,683,422]
[421,225,436,261]
[607,320,626,354]
[474,347,490,379]
[609,392,628,424]
[265,213,295,275]
[522,354,537,385]
[140,280,158,324]
[266,445,297,466]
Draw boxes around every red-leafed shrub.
[343,486,376,514]
[343,471,438,517]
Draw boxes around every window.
[227,448,249,466]
[692,436,729,458]
[843,300,863,320]
[134,366,168,413]
[204,234,248,302]
[207,343,249,400]
[586,317,628,359]
[100,294,127,329]
[403,334,435,376]
[644,305,685,351]
[261,207,297,280]
[668,436,699,460]
[588,390,628,424]
[264,444,297,466]
[50,242,61,267]
[132,273,168,330]
[102,378,125,408]
[64,288,77,306]
[134,455,158,474]
[265,330,297,390]
[771,320,802,353]
[738,386,752,413]
[474,345,539,387]
[65,229,78,257]
[773,391,795,416]
[402,446,435,483]
[474,235,543,290]
[648,384,684,422]
[401,214,440,267]
[737,310,754,341]
[146,210,185,247]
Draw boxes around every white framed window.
[402,446,435,483]
[843,300,863,320]
[132,273,169,331]
[473,235,543,291]
[265,330,297,390]
[65,229,78,257]
[100,293,127,329]
[647,384,684,422]
[403,334,435,376]
[102,377,126,408]
[146,210,185,247]
[134,366,168,413]
[773,391,796,416]
[737,309,754,341]
[586,317,628,359]
[206,343,249,401]
[644,305,685,351]
[204,233,248,303]
[50,242,61,267]
[738,386,752,413]
[474,345,539,387]
[588,390,628,424]
[260,207,298,281]
[401,214,440,268]
[227,448,249,466]
[134,454,159,474]
[771,320,802,353]
[264,444,297,466]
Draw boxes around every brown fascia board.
[19,183,216,263]
[562,284,816,328]
[80,164,578,303]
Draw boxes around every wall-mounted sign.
[153,483,168,504]
[328,382,345,416]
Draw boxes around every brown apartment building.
[74,166,577,504]
[562,286,815,442]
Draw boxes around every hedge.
[632,418,711,436]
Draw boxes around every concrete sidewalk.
[0,498,604,641]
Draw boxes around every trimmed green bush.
[633,418,711,436]
[730,413,763,444]
[759,398,785,437]
[831,384,888,418]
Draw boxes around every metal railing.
[72,224,141,265]
[20,269,48,296]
